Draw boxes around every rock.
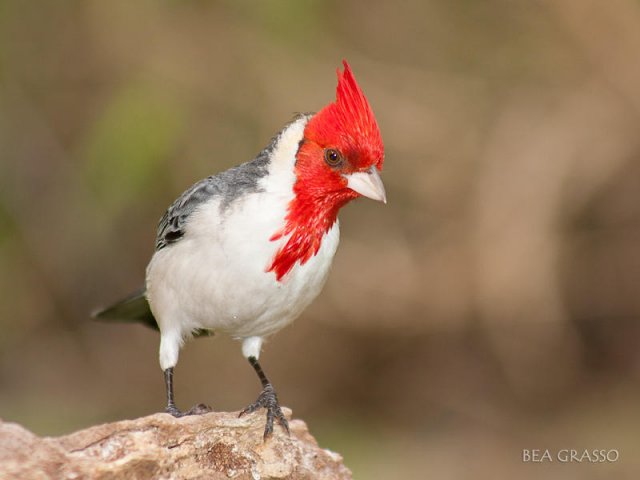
[0,408,351,479]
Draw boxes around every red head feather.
[268,60,384,281]
[305,60,384,171]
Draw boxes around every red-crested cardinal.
[95,60,386,439]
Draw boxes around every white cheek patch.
[260,115,310,197]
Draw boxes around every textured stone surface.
[0,409,351,479]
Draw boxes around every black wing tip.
[90,288,149,319]
[91,305,119,320]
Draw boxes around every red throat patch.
[267,60,384,281]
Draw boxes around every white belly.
[145,193,340,340]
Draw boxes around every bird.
[94,60,386,440]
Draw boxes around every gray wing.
[155,149,272,250]
[155,176,224,250]
[154,113,310,250]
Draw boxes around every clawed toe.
[166,404,184,417]
[239,384,289,440]
[186,403,213,415]
[166,403,212,417]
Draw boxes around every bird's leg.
[163,367,211,417]
[239,356,290,440]
[164,367,182,416]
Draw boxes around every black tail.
[92,288,159,331]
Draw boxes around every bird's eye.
[324,148,343,167]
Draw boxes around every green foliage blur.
[1,1,639,478]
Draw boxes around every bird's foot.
[239,384,289,440]
[165,403,212,418]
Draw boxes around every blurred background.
[1,0,639,478]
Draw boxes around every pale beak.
[344,166,387,203]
